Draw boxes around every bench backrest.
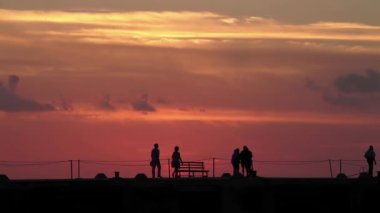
[180,161,205,170]
[178,161,209,177]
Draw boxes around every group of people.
[150,143,182,178]
[151,143,377,178]
[231,146,254,177]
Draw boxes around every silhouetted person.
[240,146,253,177]
[171,146,182,178]
[240,155,245,175]
[231,148,240,176]
[150,143,161,178]
[364,145,376,177]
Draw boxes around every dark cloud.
[98,94,115,111]
[131,94,156,112]
[0,84,54,112]
[312,70,380,109]
[334,70,380,93]
[8,75,20,92]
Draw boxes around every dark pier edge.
[0,176,379,213]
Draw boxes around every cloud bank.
[313,70,380,109]
[334,70,380,93]
[0,75,54,112]
[98,94,116,111]
[132,94,156,112]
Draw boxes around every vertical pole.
[339,160,342,174]
[329,160,333,178]
[114,171,120,179]
[168,158,171,178]
[70,160,73,180]
[78,160,81,179]
[212,158,215,178]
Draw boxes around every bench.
[177,161,209,178]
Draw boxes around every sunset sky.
[1,0,380,179]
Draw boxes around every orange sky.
[1,5,380,179]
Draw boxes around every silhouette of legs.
[151,161,162,178]
[367,159,374,177]
[172,169,178,178]
[232,163,240,176]
[152,166,156,178]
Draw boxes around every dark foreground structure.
[0,176,379,213]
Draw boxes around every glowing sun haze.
[1,0,380,179]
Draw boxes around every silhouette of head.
[243,146,248,151]
[369,145,373,150]
[234,148,239,153]
[175,146,179,151]
[154,143,159,148]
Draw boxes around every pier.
[1,176,379,213]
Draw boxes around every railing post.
[168,158,171,178]
[212,157,215,178]
[78,160,81,179]
[70,160,73,179]
[329,160,333,178]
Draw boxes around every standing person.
[240,146,253,177]
[171,146,182,178]
[231,148,240,176]
[364,145,376,177]
[150,143,161,178]
[240,155,245,176]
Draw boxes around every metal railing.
[0,158,371,180]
